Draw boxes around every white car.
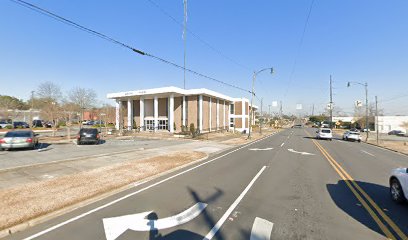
[342,131,362,142]
[390,168,408,203]
[316,128,333,141]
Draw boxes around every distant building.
[376,116,408,133]
[107,86,257,133]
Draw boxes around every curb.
[0,153,210,239]
[364,141,408,157]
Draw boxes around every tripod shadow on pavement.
[327,180,408,238]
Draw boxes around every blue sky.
[1,0,407,115]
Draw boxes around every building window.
[145,120,154,130]
[230,118,234,127]
[230,104,235,114]
[158,119,168,130]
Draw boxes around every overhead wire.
[9,0,252,94]
[283,0,315,98]
[146,0,251,72]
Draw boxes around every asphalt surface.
[0,138,182,170]
[4,128,408,240]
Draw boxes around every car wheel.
[358,140,361,143]
[390,179,406,203]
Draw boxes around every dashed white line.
[280,143,285,147]
[361,150,375,157]
[250,217,274,240]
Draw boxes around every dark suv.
[77,128,100,145]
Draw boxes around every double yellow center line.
[305,130,407,240]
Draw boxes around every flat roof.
[107,86,236,101]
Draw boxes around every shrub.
[189,123,195,135]
[5,125,13,129]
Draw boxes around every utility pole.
[30,91,34,126]
[183,0,188,89]
[268,105,271,118]
[365,82,369,141]
[312,104,314,116]
[375,95,379,145]
[260,98,263,134]
[330,75,333,129]
[279,100,283,128]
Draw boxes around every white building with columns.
[107,86,246,133]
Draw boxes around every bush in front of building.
[190,123,195,135]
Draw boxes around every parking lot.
[0,137,184,170]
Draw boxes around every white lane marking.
[249,148,274,151]
[361,150,375,157]
[250,217,274,240]
[287,149,315,156]
[203,166,267,240]
[22,134,274,240]
[103,202,207,240]
[280,143,285,147]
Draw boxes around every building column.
[169,94,174,133]
[182,96,186,127]
[242,100,246,130]
[140,98,144,131]
[127,99,133,130]
[199,95,203,132]
[209,97,212,132]
[223,100,226,129]
[154,96,158,132]
[216,99,220,130]
[115,100,121,130]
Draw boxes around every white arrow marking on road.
[103,202,207,240]
[287,149,315,156]
[249,148,274,151]
[250,217,274,240]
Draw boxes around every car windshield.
[322,130,331,133]
[350,132,360,135]
[80,129,97,134]
[5,131,32,137]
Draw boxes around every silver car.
[0,130,39,150]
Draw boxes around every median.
[0,151,207,235]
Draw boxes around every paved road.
[4,128,408,240]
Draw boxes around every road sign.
[272,101,278,107]
[326,103,333,110]
[355,100,363,107]
[296,104,302,110]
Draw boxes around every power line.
[9,0,252,94]
[146,0,251,71]
[283,0,315,98]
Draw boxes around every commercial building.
[107,86,257,133]
[376,116,408,134]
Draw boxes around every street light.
[248,67,274,139]
[347,81,369,141]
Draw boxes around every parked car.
[361,128,371,132]
[77,128,100,145]
[44,121,53,128]
[0,119,13,129]
[0,130,39,150]
[390,168,408,203]
[32,120,44,128]
[13,121,30,129]
[388,130,406,136]
[342,130,362,142]
[316,128,333,140]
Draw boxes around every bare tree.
[68,87,97,122]
[37,81,62,102]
